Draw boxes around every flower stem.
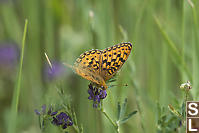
[184,90,189,101]
[61,103,82,133]
[72,125,80,133]
[100,108,120,133]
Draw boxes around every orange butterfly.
[73,42,132,89]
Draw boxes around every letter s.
[188,103,198,116]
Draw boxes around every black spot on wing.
[107,62,111,66]
[111,59,116,62]
[119,57,126,63]
[89,61,93,65]
[103,59,107,64]
[117,54,121,57]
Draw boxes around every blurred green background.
[0,0,199,132]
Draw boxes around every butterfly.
[73,42,132,89]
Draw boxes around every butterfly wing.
[73,49,106,86]
[100,43,132,81]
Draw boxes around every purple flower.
[34,104,46,115]
[43,61,65,81]
[88,84,107,108]
[34,109,41,115]
[47,106,58,116]
[35,105,73,129]
[0,42,20,70]
[50,111,58,116]
[51,112,73,129]
[35,105,58,116]
[42,105,46,113]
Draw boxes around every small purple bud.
[34,109,41,115]
[42,105,46,114]
[43,61,65,81]
[88,96,92,100]
[93,103,98,108]
[62,124,67,129]
[51,111,58,116]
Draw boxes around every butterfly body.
[73,42,132,89]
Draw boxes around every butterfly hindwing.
[73,49,105,85]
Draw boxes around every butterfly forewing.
[73,49,105,85]
[100,43,132,81]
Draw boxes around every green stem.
[72,125,81,133]
[15,19,28,112]
[101,108,119,133]
[154,16,192,81]
[184,90,190,102]
[191,1,199,99]
[8,19,28,133]
[62,103,81,133]
[119,25,128,41]
[181,0,185,80]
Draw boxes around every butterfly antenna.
[124,83,128,86]
[44,52,53,69]
[63,62,73,69]
[108,83,128,88]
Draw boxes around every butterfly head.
[96,79,107,90]
[100,84,108,90]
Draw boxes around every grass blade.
[119,110,137,125]
[154,16,192,81]
[8,19,28,133]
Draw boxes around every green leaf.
[80,124,84,133]
[168,104,182,118]
[72,109,78,126]
[117,102,121,120]
[119,110,137,125]
[156,102,161,121]
[181,102,186,119]
[38,115,42,129]
[120,98,128,120]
